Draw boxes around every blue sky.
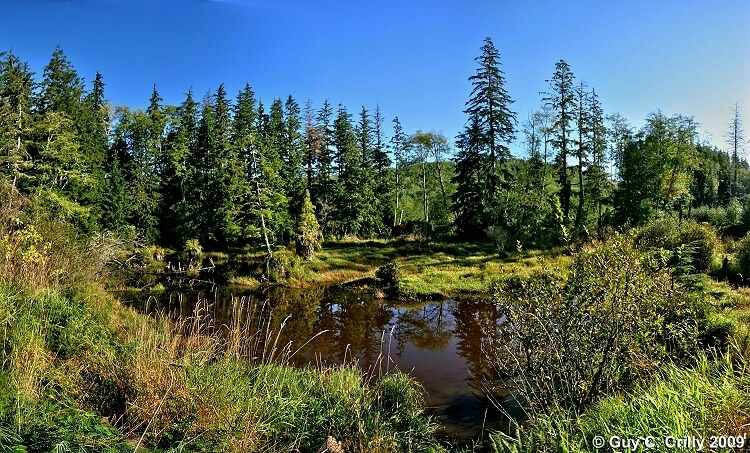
[1,0,748,154]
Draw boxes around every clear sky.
[1,0,748,154]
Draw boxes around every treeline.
[0,42,747,252]
[0,46,457,251]
[456,38,748,248]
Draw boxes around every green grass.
[261,239,573,298]
[0,282,446,452]
[0,195,445,452]
[492,353,750,453]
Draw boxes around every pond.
[118,284,518,445]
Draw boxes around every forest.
[0,37,748,452]
[1,42,748,254]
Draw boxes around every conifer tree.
[584,88,608,238]
[573,81,589,228]
[333,104,361,236]
[463,36,516,195]
[114,106,160,241]
[453,115,487,236]
[250,99,288,252]
[726,103,744,198]
[296,189,322,260]
[101,150,130,231]
[33,46,98,229]
[453,37,516,238]
[544,60,576,219]
[313,100,335,233]
[0,51,34,191]
[372,106,392,229]
[36,46,84,116]
[231,83,258,243]
[390,116,408,226]
[189,85,241,247]
[281,95,305,228]
[161,89,198,246]
[79,72,110,216]
[303,99,322,192]
[356,106,382,235]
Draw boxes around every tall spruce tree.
[463,37,516,194]
[356,106,382,235]
[231,83,258,244]
[333,104,362,236]
[453,37,516,237]
[544,60,576,220]
[584,88,608,238]
[161,89,198,246]
[79,72,110,217]
[314,100,335,234]
[251,99,288,252]
[573,81,590,228]
[281,95,305,232]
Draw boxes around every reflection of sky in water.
[124,287,510,444]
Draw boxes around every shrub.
[375,261,400,297]
[485,225,509,254]
[183,238,202,259]
[677,221,722,272]
[633,218,679,249]
[635,219,722,273]
[486,235,709,413]
[492,354,750,453]
[734,232,750,280]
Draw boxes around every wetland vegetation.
[1,33,749,452]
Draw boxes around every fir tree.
[296,189,322,260]
[544,60,576,219]
[453,37,516,238]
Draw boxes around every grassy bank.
[492,352,750,452]
[222,239,571,299]
[0,283,444,452]
[0,193,444,452]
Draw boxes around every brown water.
[120,285,516,444]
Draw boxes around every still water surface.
[120,285,513,443]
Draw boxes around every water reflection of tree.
[396,303,453,352]
[332,291,395,369]
[451,299,504,394]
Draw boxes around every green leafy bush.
[734,232,750,280]
[635,219,722,272]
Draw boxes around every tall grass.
[0,185,444,452]
[492,351,750,452]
